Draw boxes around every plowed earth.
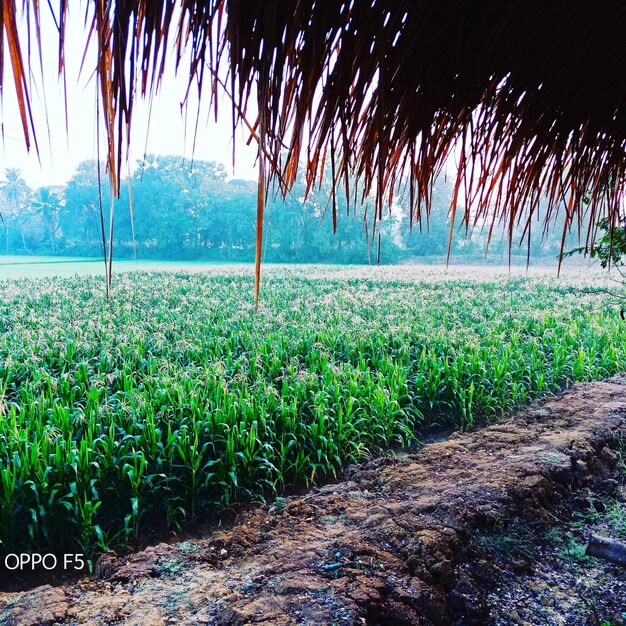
[2,377,626,626]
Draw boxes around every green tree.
[62,161,110,253]
[0,168,31,252]
[131,156,228,257]
[29,187,64,252]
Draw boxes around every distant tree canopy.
[0,159,583,264]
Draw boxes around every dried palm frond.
[3,1,626,300]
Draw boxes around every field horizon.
[0,254,598,281]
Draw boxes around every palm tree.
[30,187,63,252]
[0,169,30,253]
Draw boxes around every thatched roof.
[2,1,626,297]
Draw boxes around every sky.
[0,4,260,189]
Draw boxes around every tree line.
[0,158,582,263]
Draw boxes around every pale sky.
[0,4,260,189]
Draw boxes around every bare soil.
[2,377,626,626]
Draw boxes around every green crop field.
[0,267,624,560]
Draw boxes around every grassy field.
[0,256,248,279]
[0,266,624,559]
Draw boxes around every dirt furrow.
[2,377,625,626]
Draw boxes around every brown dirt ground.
[1,377,626,626]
